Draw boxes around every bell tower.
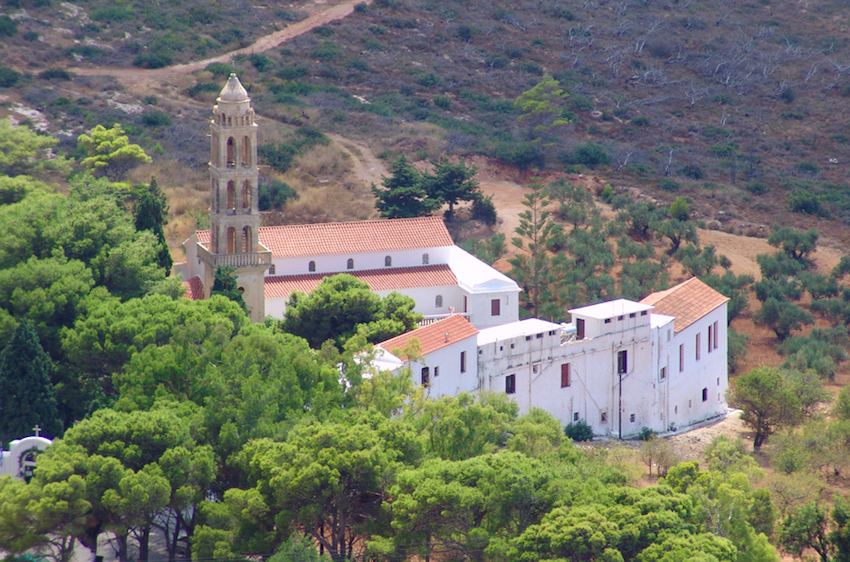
[200,73,271,322]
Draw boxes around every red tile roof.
[641,277,729,333]
[378,315,478,359]
[196,216,453,258]
[182,276,204,300]
[264,264,457,299]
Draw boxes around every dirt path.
[327,134,387,187]
[69,0,372,93]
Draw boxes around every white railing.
[418,313,471,327]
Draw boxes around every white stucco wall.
[266,246,453,277]
[386,336,480,398]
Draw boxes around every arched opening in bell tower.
[226,181,236,213]
[226,227,237,253]
[226,137,235,168]
[243,226,253,253]
[242,181,251,211]
[242,136,251,166]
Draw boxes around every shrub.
[780,87,795,104]
[277,66,309,80]
[745,181,768,195]
[433,95,451,110]
[472,194,497,226]
[310,41,341,61]
[0,16,16,37]
[669,197,690,221]
[0,66,21,88]
[680,164,704,180]
[214,28,245,45]
[141,111,172,127]
[564,420,593,442]
[457,24,473,41]
[517,62,544,75]
[259,179,298,211]
[249,54,275,72]
[133,53,173,69]
[569,142,611,168]
[205,62,232,77]
[796,162,819,175]
[630,115,650,127]
[354,2,368,12]
[37,68,72,80]
[600,184,613,203]
[187,82,220,97]
[638,427,656,441]
[492,141,543,169]
[91,5,132,22]
[314,24,334,37]
[22,31,38,41]
[788,190,825,216]
[416,72,443,88]
[657,178,681,192]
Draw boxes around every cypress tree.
[0,320,62,445]
[134,176,173,272]
[211,266,247,312]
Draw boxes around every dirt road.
[70,0,372,94]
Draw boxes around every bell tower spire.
[200,73,271,322]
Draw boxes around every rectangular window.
[629,413,635,423]
[679,344,685,372]
[708,325,713,353]
[702,388,708,402]
[577,318,585,339]
[421,367,430,387]
[434,366,440,378]
[561,363,571,388]
[506,374,516,394]
[491,298,501,316]
[463,296,467,313]
[629,312,636,318]
[573,412,579,422]
[601,411,608,423]
[696,333,701,360]
[713,321,719,349]
[617,350,628,374]
[269,264,276,275]
[660,367,666,381]
[460,351,466,373]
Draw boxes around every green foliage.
[471,193,498,225]
[371,156,438,219]
[0,15,16,36]
[657,177,681,192]
[211,266,247,313]
[205,62,232,77]
[514,73,570,132]
[133,177,171,272]
[258,179,298,211]
[140,111,172,127]
[509,181,556,318]
[77,124,152,180]
[37,68,72,81]
[727,365,806,451]
[0,320,61,445]
[423,158,480,218]
[283,274,420,349]
[566,142,611,169]
[564,419,594,441]
[669,197,690,221]
[0,119,67,177]
[767,226,819,263]
[459,233,507,265]
[727,328,749,374]
[269,536,330,562]
[779,502,832,561]
[755,298,813,341]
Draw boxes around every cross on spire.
[32,424,41,437]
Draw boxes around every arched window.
[242,136,251,166]
[226,181,236,212]
[347,258,354,270]
[422,253,429,265]
[309,261,316,272]
[226,137,235,167]
[242,181,251,210]
[385,255,392,267]
[435,295,443,307]
[226,227,237,253]
[242,226,252,253]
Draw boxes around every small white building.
[0,434,52,480]
[376,277,729,438]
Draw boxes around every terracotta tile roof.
[378,315,478,359]
[196,216,453,258]
[182,276,205,300]
[264,264,457,299]
[640,277,729,333]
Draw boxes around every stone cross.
[32,424,41,437]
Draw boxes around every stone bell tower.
[199,73,271,322]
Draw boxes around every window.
[422,253,429,264]
[617,350,628,374]
[689,399,692,408]
[308,261,316,272]
[601,411,608,423]
[717,377,720,386]
[604,318,611,324]
[675,405,678,414]
[576,318,585,340]
[384,255,392,267]
[702,388,708,402]
[491,298,501,316]
[667,329,671,342]
[269,264,276,275]
[460,351,466,373]
[629,413,635,423]
[434,366,439,377]
[435,295,443,307]
[561,363,571,387]
[679,344,684,372]
[525,335,531,341]
[708,325,713,353]
[695,333,701,360]
[347,258,354,270]
[421,367,430,387]
[463,296,467,313]
[713,321,719,349]
[506,374,516,394]
[242,181,252,210]
[242,226,252,253]
[660,367,666,381]
[536,333,543,339]
[629,312,636,318]
[573,412,579,422]
[641,310,648,316]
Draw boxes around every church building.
[176,75,520,326]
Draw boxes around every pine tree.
[371,156,438,219]
[134,176,172,272]
[0,320,62,445]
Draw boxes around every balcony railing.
[418,313,471,327]
[198,244,272,269]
